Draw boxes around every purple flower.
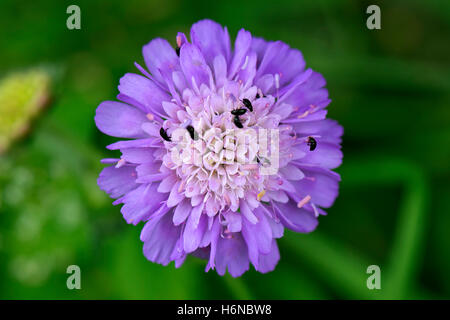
[95,19,343,277]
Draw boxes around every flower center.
[161,84,279,212]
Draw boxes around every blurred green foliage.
[0,0,449,299]
[0,69,51,153]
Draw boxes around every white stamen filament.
[115,158,126,168]
[241,55,249,70]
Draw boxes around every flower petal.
[141,211,182,266]
[95,101,147,138]
[293,119,344,145]
[206,217,221,270]
[301,141,343,169]
[255,41,305,89]
[215,233,249,277]
[213,55,227,88]
[106,138,160,150]
[289,166,341,208]
[242,208,273,268]
[98,165,138,199]
[273,200,318,233]
[279,164,305,181]
[183,211,207,253]
[229,28,252,78]
[121,148,155,164]
[173,199,192,226]
[240,199,258,224]
[237,52,257,87]
[119,184,167,225]
[282,71,329,111]
[225,211,242,233]
[117,73,170,116]
[135,162,167,183]
[266,190,289,203]
[256,239,280,273]
[142,38,180,85]
[158,174,178,193]
[251,37,270,65]
[167,181,184,207]
[190,19,231,66]
[179,43,212,88]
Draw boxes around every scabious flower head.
[95,19,343,277]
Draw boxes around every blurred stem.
[340,156,429,299]
[383,163,428,299]
[222,275,253,300]
[286,156,428,299]
[283,232,374,299]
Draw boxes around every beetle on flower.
[95,19,343,277]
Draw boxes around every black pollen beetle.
[242,98,253,112]
[186,125,197,140]
[233,116,243,128]
[307,136,317,151]
[160,128,171,142]
[231,108,247,116]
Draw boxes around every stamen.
[311,203,320,217]
[146,113,154,121]
[297,110,310,119]
[257,190,266,201]
[274,73,280,89]
[297,195,311,208]
[178,180,186,193]
[297,104,317,119]
[241,55,249,70]
[115,158,126,168]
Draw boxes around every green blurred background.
[0,0,449,299]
